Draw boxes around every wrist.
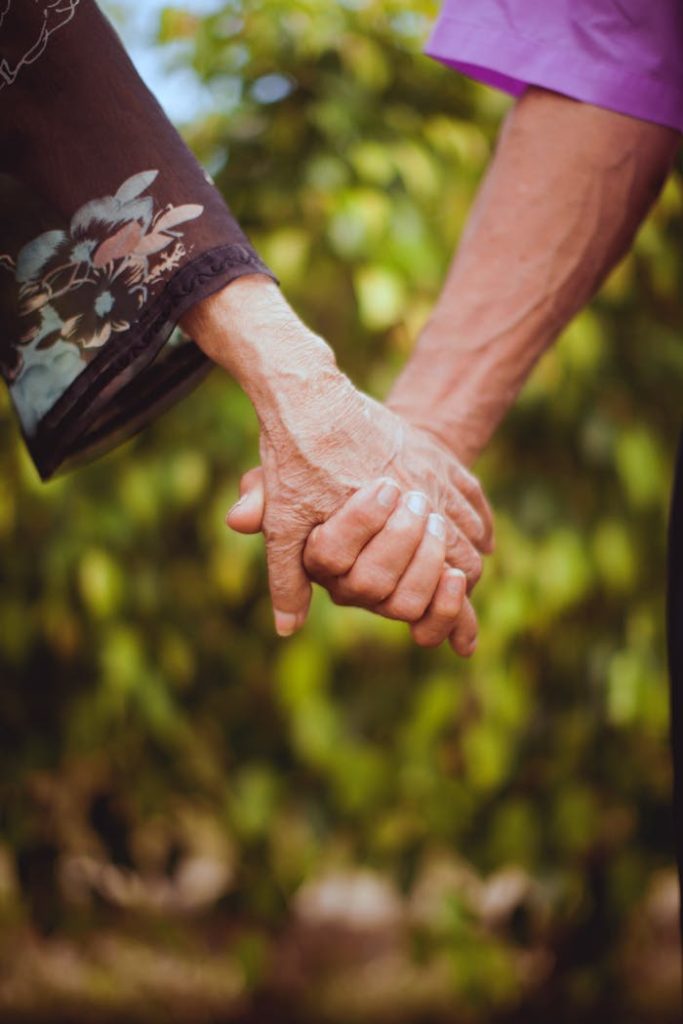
[386,392,481,468]
[180,275,339,418]
[387,341,505,468]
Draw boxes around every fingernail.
[446,568,466,594]
[227,494,247,519]
[274,610,298,637]
[406,491,428,516]
[377,478,400,508]
[427,513,446,540]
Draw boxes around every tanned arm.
[388,88,680,465]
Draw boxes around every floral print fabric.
[0,0,274,478]
[2,170,204,434]
[0,0,81,90]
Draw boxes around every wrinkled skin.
[229,464,481,655]
[182,278,493,644]
[255,367,492,639]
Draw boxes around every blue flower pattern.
[0,170,204,433]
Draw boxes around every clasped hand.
[228,370,493,655]
[186,279,494,654]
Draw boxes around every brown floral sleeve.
[0,0,275,479]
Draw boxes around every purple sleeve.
[426,0,683,132]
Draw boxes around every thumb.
[265,528,313,637]
[226,466,265,534]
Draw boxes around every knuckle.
[326,553,354,577]
[431,604,460,630]
[305,530,349,577]
[346,563,396,604]
[317,547,351,578]
[389,592,429,623]
[420,635,445,649]
[353,503,383,534]
[411,624,445,648]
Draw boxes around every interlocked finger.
[410,567,468,647]
[444,523,483,591]
[449,463,495,553]
[443,485,490,558]
[263,518,313,637]
[328,490,431,607]
[303,477,401,580]
[449,595,479,657]
[375,512,447,622]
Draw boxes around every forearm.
[180,275,344,424]
[180,275,400,486]
[388,88,680,465]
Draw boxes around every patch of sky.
[101,0,229,124]
[250,73,295,105]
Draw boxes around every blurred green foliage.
[1,1,682,1020]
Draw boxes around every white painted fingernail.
[406,491,428,516]
[446,568,466,594]
[228,494,247,514]
[274,610,298,637]
[377,478,400,508]
[427,513,446,540]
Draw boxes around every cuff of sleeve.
[20,243,276,480]
[425,17,683,133]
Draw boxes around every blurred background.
[1,1,682,1020]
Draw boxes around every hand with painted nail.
[302,477,479,656]
[228,467,482,656]
[185,281,492,641]
[256,386,492,639]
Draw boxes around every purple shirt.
[426,0,683,133]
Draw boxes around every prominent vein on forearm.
[388,88,679,465]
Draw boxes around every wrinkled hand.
[184,279,493,644]
[250,368,493,638]
[229,466,483,655]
